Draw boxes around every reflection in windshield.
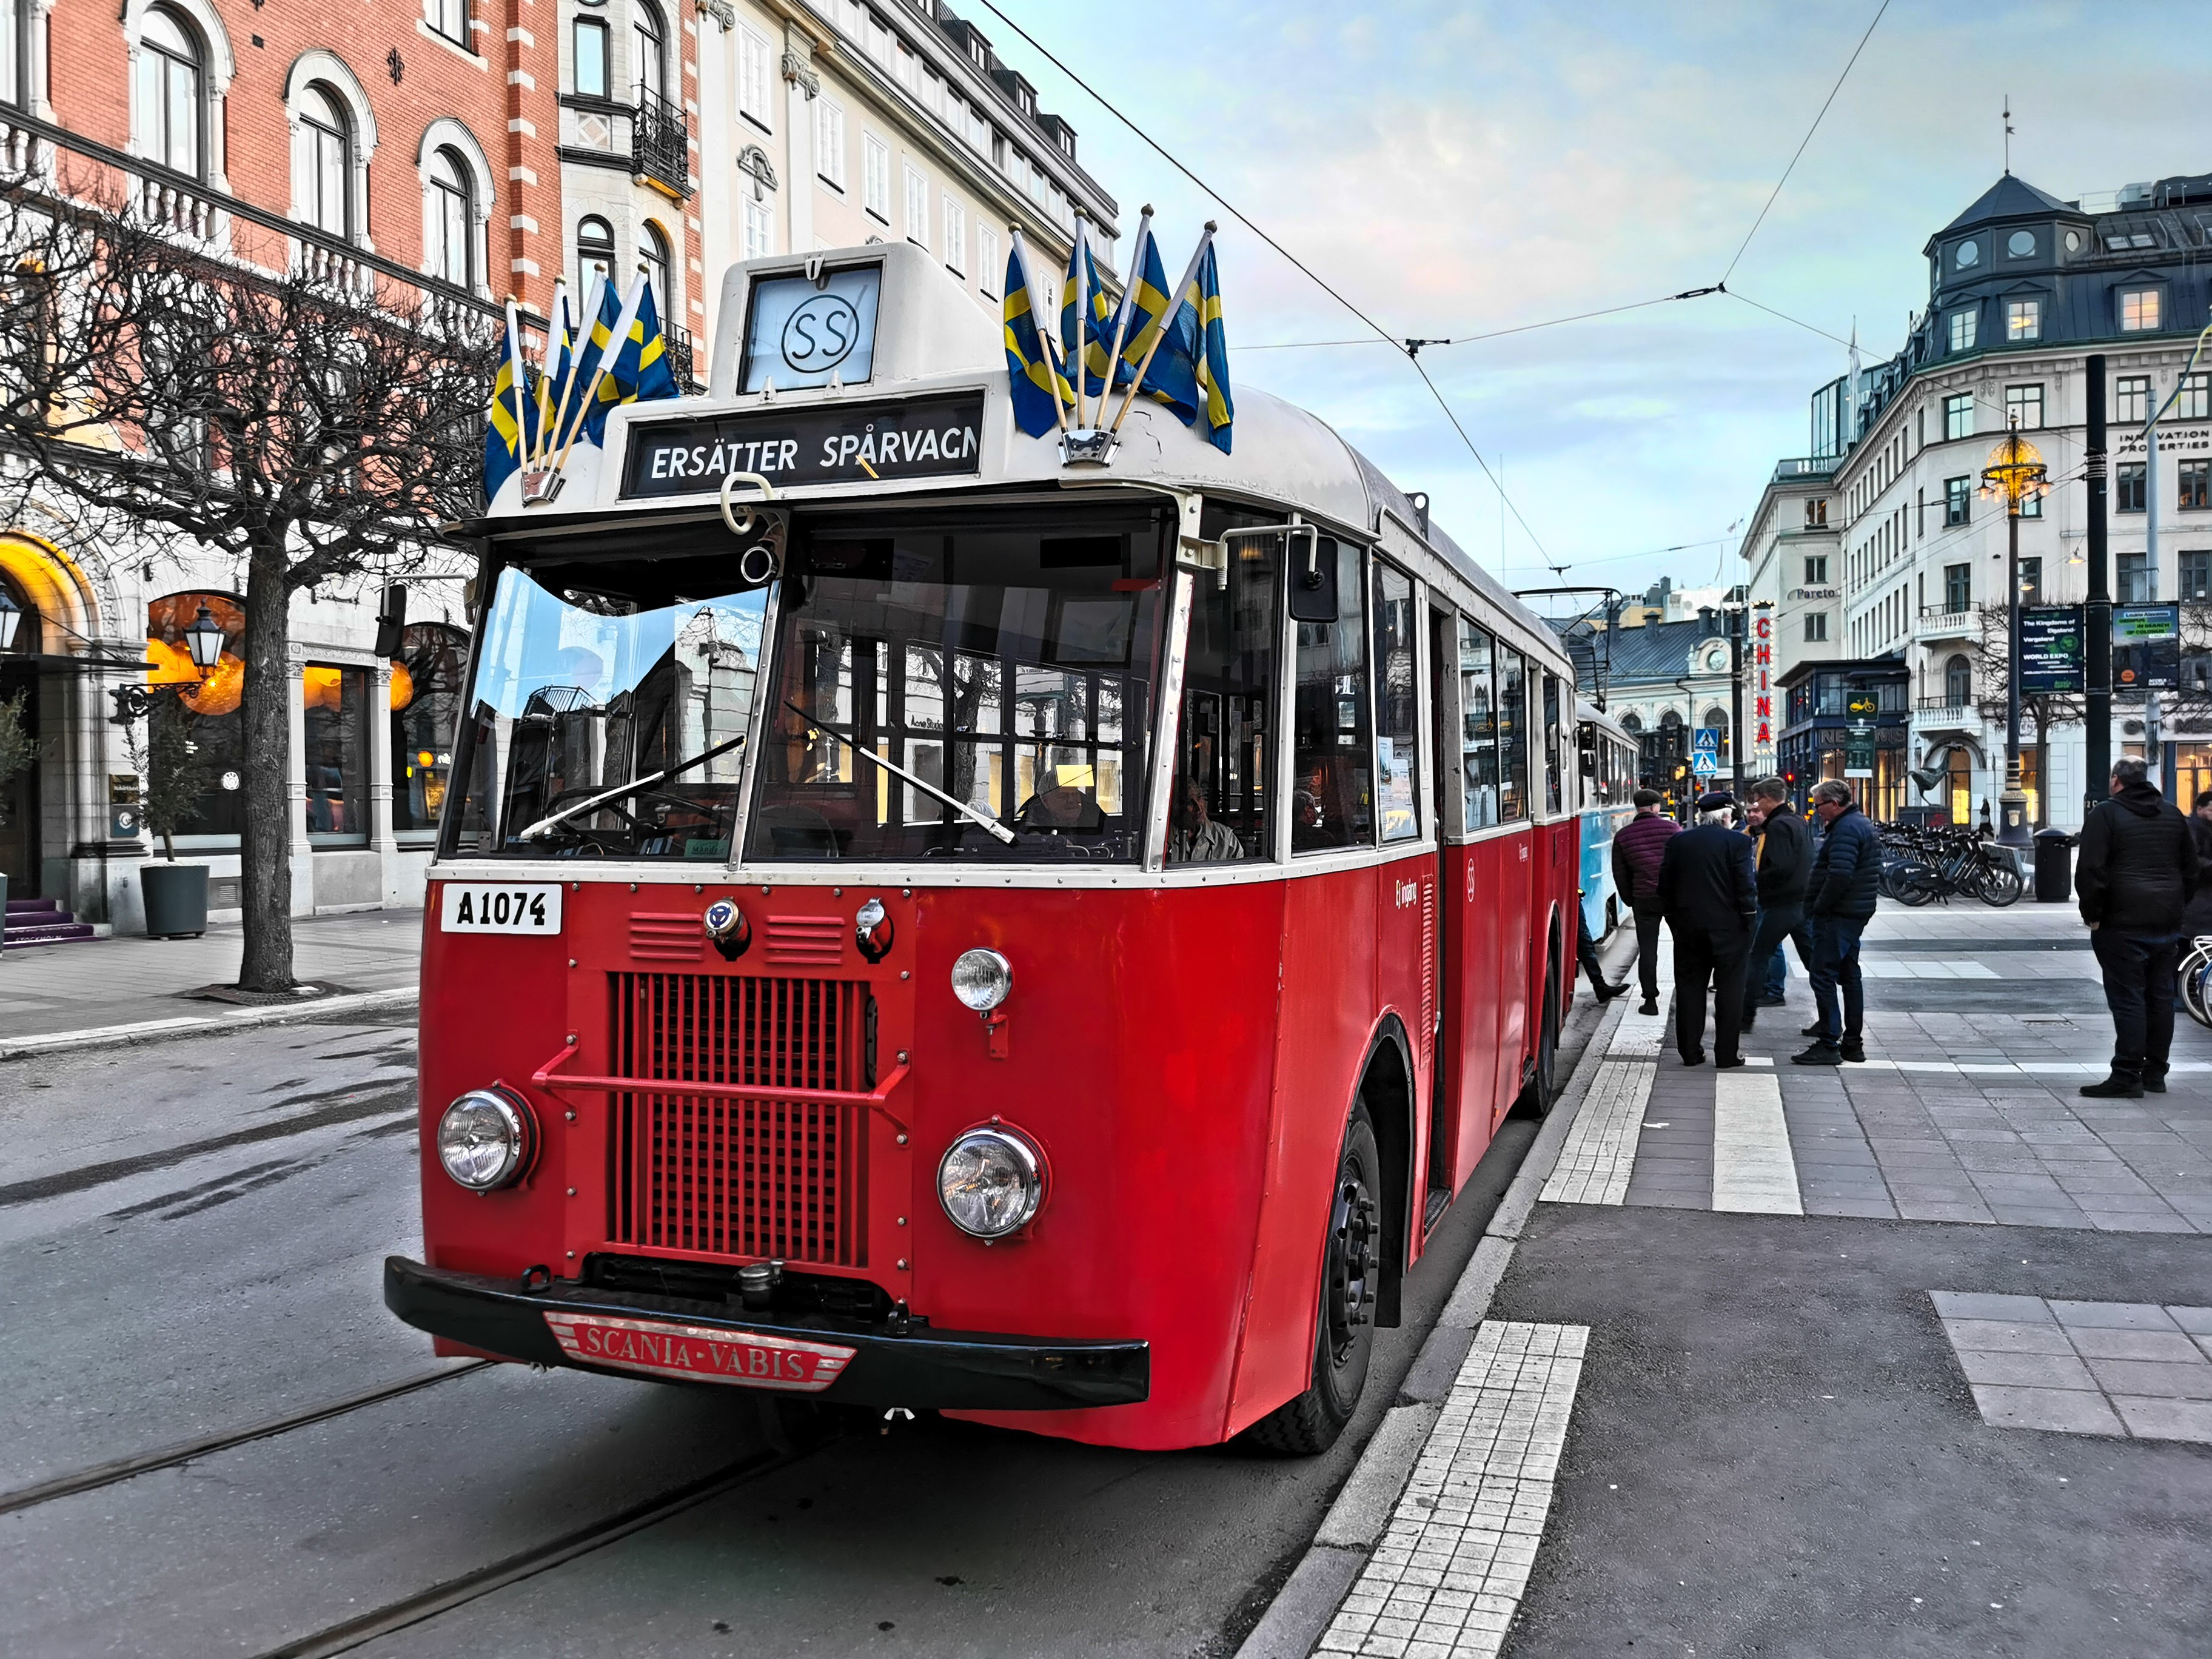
[749,511,1167,861]
[452,569,766,858]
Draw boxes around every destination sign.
[620,394,986,498]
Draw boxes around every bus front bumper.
[384,1256,1149,1411]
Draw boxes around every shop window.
[304,664,369,845]
[146,592,246,843]
[390,624,468,837]
[1372,561,1421,842]
[1292,540,1372,851]
[1173,531,1277,863]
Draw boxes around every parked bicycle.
[1875,822,2025,908]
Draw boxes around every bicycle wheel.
[1975,853,2023,907]
[1889,860,1940,907]
[2182,943,2212,1031]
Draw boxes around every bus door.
[1423,605,1460,1222]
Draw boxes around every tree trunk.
[238,534,295,990]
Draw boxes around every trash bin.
[2033,826,2073,903]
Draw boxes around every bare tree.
[0,159,495,988]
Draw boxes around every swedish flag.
[1195,243,1233,454]
[483,307,535,502]
[532,287,572,462]
[1003,245,1071,437]
[549,279,620,451]
[575,280,631,446]
[1108,230,1198,424]
[1059,235,1117,400]
[597,277,684,431]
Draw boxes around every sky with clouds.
[985,0,2207,615]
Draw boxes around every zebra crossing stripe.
[1711,1070,1803,1215]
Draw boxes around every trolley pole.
[2085,355,2111,817]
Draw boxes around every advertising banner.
[2114,603,2182,692]
[2019,606,2085,694]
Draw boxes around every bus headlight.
[937,1125,1045,1239]
[437,1088,535,1192]
[950,948,1013,1013]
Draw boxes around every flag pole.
[501,297,531,476]
[541,267,605,468]
[552,266,648,474]
[1101,205,1150,424]
[525,278,568,472]
[1070,209,1090,428]
[1111,222,1214,434]
[1011,227,1071,437]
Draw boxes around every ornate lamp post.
[1981,420,2049,847]
[0,588,22,651]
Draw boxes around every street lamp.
[183,603,226,674]
[1981,420,2049,848]
[0,588,21,652]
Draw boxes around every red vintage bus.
[386,243,1582,1453]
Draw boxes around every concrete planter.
[141,862,209,939]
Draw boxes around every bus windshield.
[447,568,767,859]
[747,504,1170,862]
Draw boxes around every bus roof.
[495,241,1564,666]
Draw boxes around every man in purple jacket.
[1611,788,1682,1014]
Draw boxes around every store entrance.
[0,663,38,894]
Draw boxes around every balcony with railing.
[631,89,690,198]
[663,320,700,392]
[1914,605,1977,642]
[1914,695,1977,726]
[1772,456,1840,483]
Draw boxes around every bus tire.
[1512,972,1560,1119]
[1242,1105,1382,1456]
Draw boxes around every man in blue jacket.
[1793,779,1880,1065]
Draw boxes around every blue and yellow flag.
[1003,244,1071,437]
[1107,229,1198,423]
[598,277,684,428]
[1195,243,1233,454]
[575,280,632,446]
[483,307,535,501]
[549,278,620,451]
[1059,235,1117,400]
[532,288,572,462]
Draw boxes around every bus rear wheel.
[1243,1105,1382,1456]
[1512,975,1560,1119]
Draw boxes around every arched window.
[135,7,205,176]
[427,145,475,287]
[1945,653,1972,705]
[390,622,469,837]
[300,83,352,236]
[1658,709,1683,731]
[146,592,246,843]
[576,214,615,294]
[1618,712,1642,734]
[639,219,671,313]
[632,0,666,104]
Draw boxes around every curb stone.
[0,987,418,1064]
[1232,988,1633,1659]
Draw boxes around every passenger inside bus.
[1170,777,1242,862]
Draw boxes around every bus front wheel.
[1243,1105,1381,1456]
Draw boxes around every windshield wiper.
[785,703,1016,846]
[517,733,748,842]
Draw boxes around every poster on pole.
[2019,605,2085,694]
[2114,602,2181,692]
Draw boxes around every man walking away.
[2076,758,2198,1098]
[1655,791,1758,1068]
[1575,899,1629,1001]
[1612,788,1681,1016]
[1794,780,1879,1066]
[1741,777,1812,1033]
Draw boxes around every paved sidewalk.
[0,910,423,1048]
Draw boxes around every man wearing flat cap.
[1654,790,1758,1067]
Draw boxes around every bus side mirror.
[1285,529,1337,623]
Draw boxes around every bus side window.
[1543,673,1564,817]
[1458,619,1498,830]
[1372,560,1421,843]
[1292,539,1373,851]
[1172,535,1278,863]
[1496,647,1528,822]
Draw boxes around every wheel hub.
[1325,1170,1378,1363]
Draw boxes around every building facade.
[0,0,1110,938]
[1563,599,1744,812]
[1741,168,2212,830]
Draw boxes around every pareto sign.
[621,394,986,497]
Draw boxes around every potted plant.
[0,690,32,928]
[138,696,216,938]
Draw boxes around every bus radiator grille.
[608,973,868,1268]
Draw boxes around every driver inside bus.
[1171,778,1243,863]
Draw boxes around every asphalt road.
[0,997,1594,1658]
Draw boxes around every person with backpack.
[1611,788,1681,1015]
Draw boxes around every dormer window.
[2120,287,2162,332]
[2006,298,2040,341]
[1948,308,1977,352]
[2006,230,2036,258]
[968,38,988,69]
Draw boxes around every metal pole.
[2085,355,2110,816]
[1729,606,1746,798]
[1999,498,2031,845]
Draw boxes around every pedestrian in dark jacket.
[2076,759,2199,1097]
[2181,789,2212,939]
[1656,791,1758,1067]
[1741,777,1813,1031]
[1793,780,1880,1065]
[1611,788,1681,1014]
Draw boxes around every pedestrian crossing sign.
[1691,751,1720,776]
[1692,728,1719,755]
